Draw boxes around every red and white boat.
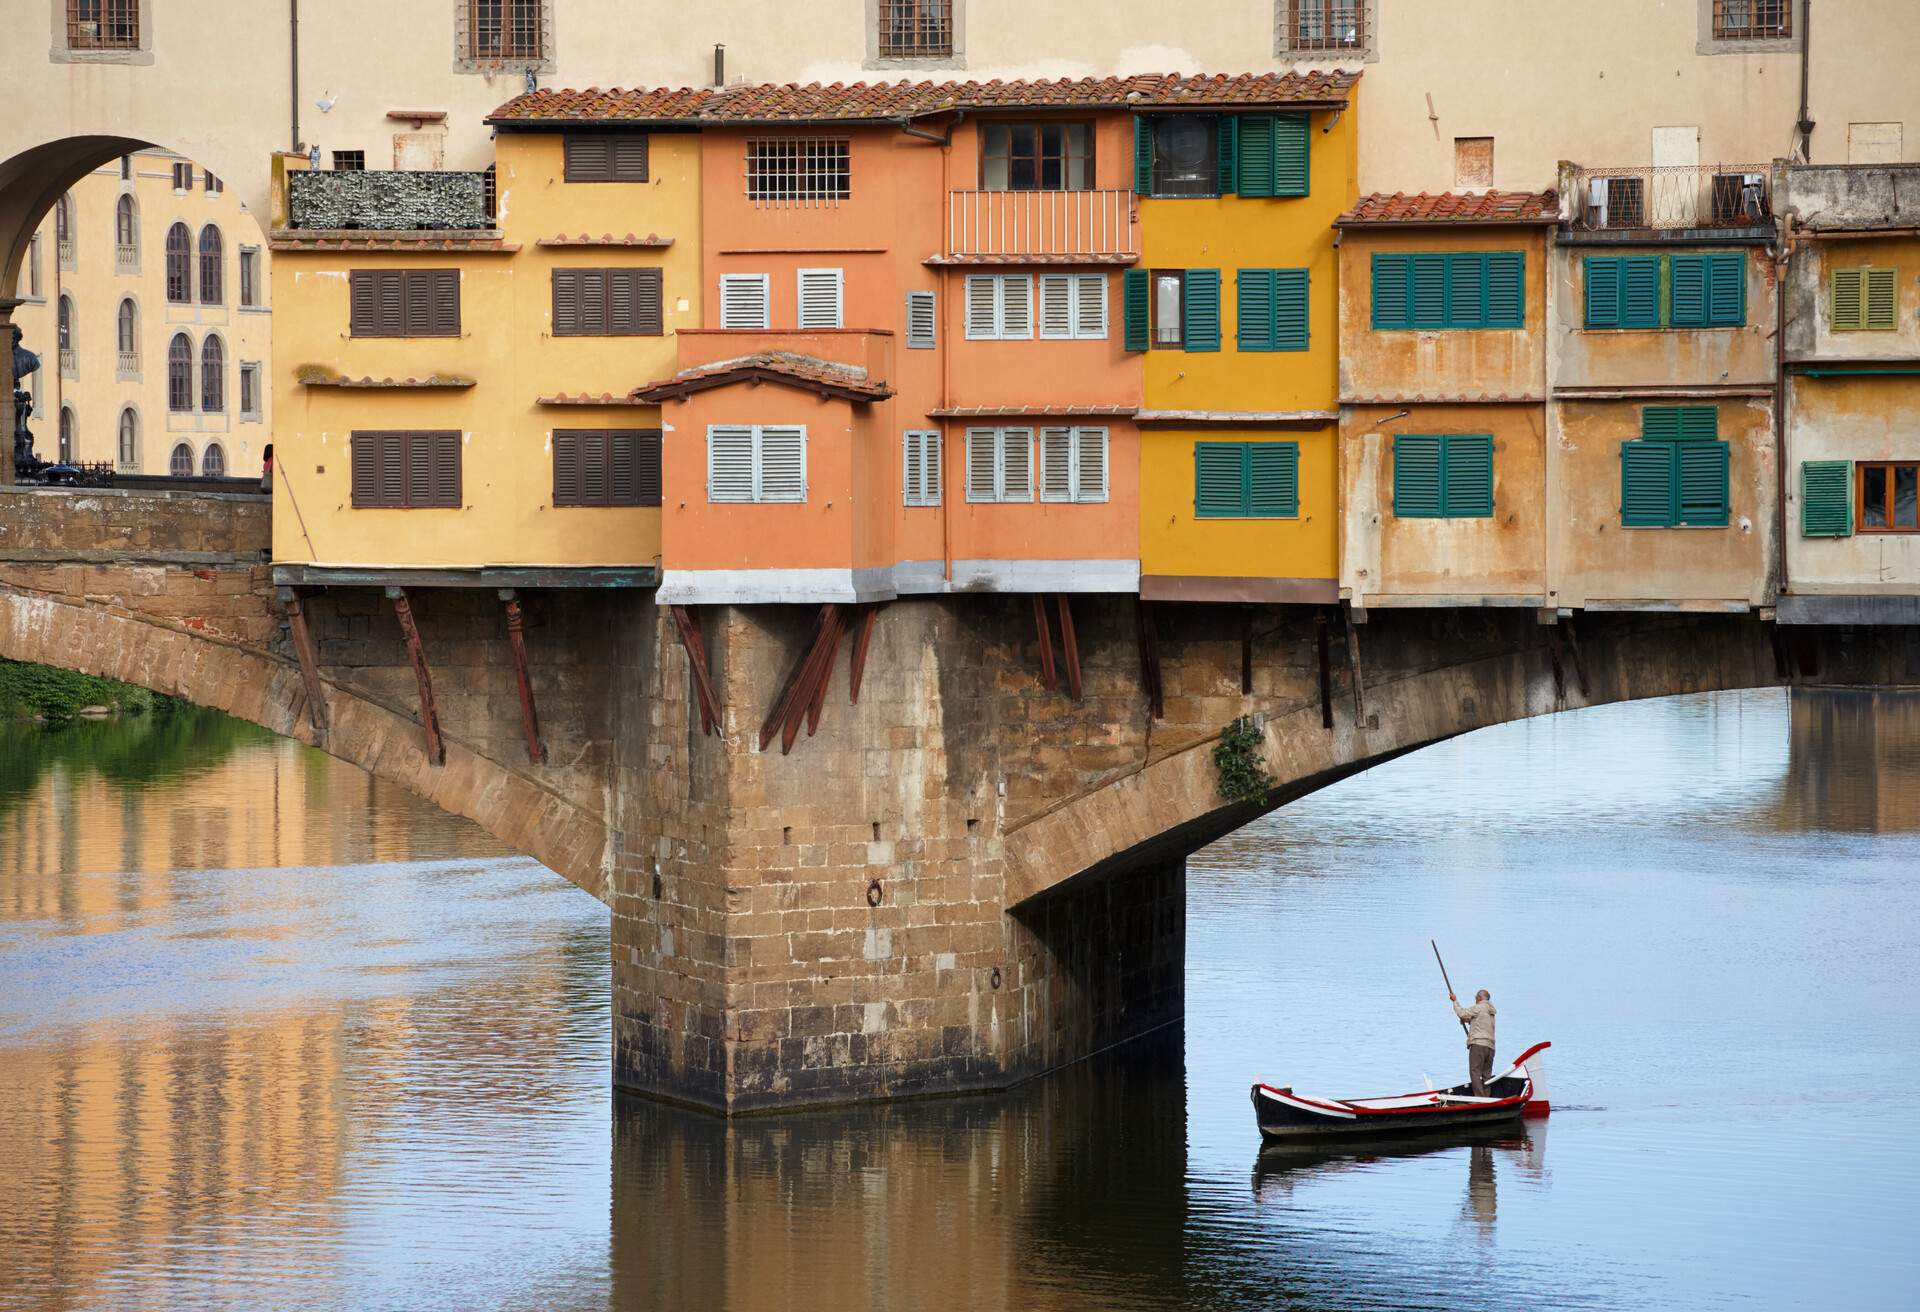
[1250,1041,1552,1141]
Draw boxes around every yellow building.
[268,127,699,578]
[1133,75,1360,603]
[10,148,272,476]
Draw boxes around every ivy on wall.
[1212,716,1274,804]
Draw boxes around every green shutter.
[1801,460,1854,537]
[1676,442,1731,526]
[1133,117,1153,195]
[1621,256,1661,329]
[1272,113,1310,197]
[1410,255,1447,329]
[1585,257,1621,329]
[1864,267,1898,329]
[1485,253,1525,328]
[1272,268,1309,351]
[1237,116,1275,197]
[1215,116,1238,196]
[1247,443,1299,517]
[1642,405,1718,441]
[1184,269,1220,352]
[1195,442,1247,516]
[1442,434,1495,517]
[1831,267,1865,330]
[1446,253,1486,328]
[1237,269,1275,350]
[1123,269,1150,352]
[1621,443,1677,527]
[1373,254,1411,329]
[1393,435,1443,517]
[1706,253,1745,327]
[1670,254,1709,328]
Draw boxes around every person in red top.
[260,443,274,493]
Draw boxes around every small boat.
[1251,1041,1552,1141]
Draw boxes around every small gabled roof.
[1336,191,1560,227]
[630,352,892,404]
[488,71,1360,127]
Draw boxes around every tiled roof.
[631,352,892,404]
[1335,191,1560,226]
[928,404,1138,418]
[270,232,518,253]
[489,71,1360,125]
[926,253,1138,267]
[536,233,675,247]
[1133,408,1340,426]
[298,372,477,389]
[537,392,654,406]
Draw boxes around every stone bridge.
[4,485,1917,1112]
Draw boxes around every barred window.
[1714,0,1790,39]
[1281,0,1365,52]
[746,139,851,205]
[878,1,952,59]
[66,0,139,50]
[467,0,545,61]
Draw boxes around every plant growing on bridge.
[1212,716,1274,805]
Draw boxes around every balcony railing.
[287,169,490,231]
[1565,164,1772,232]
[116,349,140,379]
[58,237,74,269]
[115,242,138,273]
[946,189,1136,261]
[59,348,76,378]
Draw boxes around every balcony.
[943,189,1137,264]
[59,348,75,378]
[1563,163,1772,233]
[287,169,490,231]
[115,242,138,273]
[116,349,140,380]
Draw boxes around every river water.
[1,690,1917,1311]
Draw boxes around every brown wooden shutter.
[552,269,579,335]
[611,134,650,181]
[429,270,460,336]
[564,135,610,181]
[635,429,663,506]
[377,273,405,336]
[608,273,634,336]
[580,431,609,503]
[609,432,637,504]
[429,431,461,507]
[351,431,380,505]
[553,431,581,504]
[632,268,664,334]
[405,432,434,507]
[350,272,378,336]
[580,269,608,334]
[403,274,434,337]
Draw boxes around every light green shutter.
[1445,253,1486,328]
[1237,117,1275,198]
[1237,269,1276,350]
[1676,442,1731,526]
[1621,443,1676,526]
[1865,267,1898,330]
[1830,267,1865,330]
[1194,442,1247,516]
[1123,269,1150,352]
[1184,269,1221,352]
[1272,113,1310,197]
[1133,117,1153,195]
[1373,255,1411,329]
[1247,443,1299,517]
[1442,435,1495,517]
[1801,460,1854,537]
[1410,255,1447,329]
[1393,436,1443,517]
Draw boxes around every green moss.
[0,659,175,723]
[1212,715,1275,805]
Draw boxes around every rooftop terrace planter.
[288,170,490,232]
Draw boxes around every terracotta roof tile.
[298,373,476,390]
[631,352,891,404]
[270,232,517,253]
[536,233,675,247]
[537,392,653,406]
[489,72,1359,125]
[925,252,1138,267]
[927,404,1137,418]
[1336,191,1560,226]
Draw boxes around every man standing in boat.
[1450,989,1497,1096]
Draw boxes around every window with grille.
[200,336,225,412]
[980,123,1094,192]
[553,429,662,507]
[903,430,942,506]
[239,363,261,418]
[964,274,1034,340]
[551,267,663,336]
[351,431,463,508]
[1194,441,1299,518]
[706,425,807,504]
[117,409,139,468]
[719,274,771,330]
[964,428,1034,503]
[198,225,224,305]
[746,139,851,205]
[877,0,953,58]
[1039,427,1109,503]
[351,270,462,337]
[466,0,545,61]
[906,290,937,349]
[332,150,366,171]
[1283,0,1365,50]
[1713,0,1790,39]
[165,223,191,303]
[201,443,225,477]
[1039,274,1108,341]
[167,334,193,412]
[797,269,844,329]
[239,249,260,307]
[169,443,193,477]
[66,0,139,50]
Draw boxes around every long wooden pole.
[1432,939,1469,1035]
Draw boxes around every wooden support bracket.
[498,589,547,764]
[669,603,722,735]
[1316,608,1334,730]
[1240,605,1254,696]
[849,604,880,705]
[1055,594,1082,702]
[1547,626,1569,702]
[1033,595,1057,691]
[1563,617,1591,698]
[759,604,842,754]
[1343,602,1366,726]
[386,586,445,766]
[1135,599,1164,720]
[277,586,329,740]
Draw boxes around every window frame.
[1038,272,1109,341]
[164,222,191,304]
[350,430,464,509]
[550,266,664,338]
[745,138,852,205]
[1391,433,1496,519]
[874,0,955,61]
[1829,265,1898,332]
[903,429,943,507]
[459,0,552,70]
[905,290,937,349]
[706,424,809,505]
[331,150,366,172]
[964,427,1035,504]
[1038,426,1110,504]
[1710,0,1792,41]
[1193,440,1300,519]
[796,267,846,330]
[350,269,462,338]
[197,224,224,306]
[1856,461,1920,534]
[1236,267,1310,352]
[238,362,263,420]
[978,120,1095,192]
[563,133,650,183]
[201,442,226,477]
[1145,114,1221,199]
[169,442,194,478]
[1620,406,1731,528]
[551,428,663,508]
[166,333,193,413]
[199,334,225,413]
[963,273,1034,341]
[117,407,139,469]
[1150,268,1186,349]
[57,0,149,62]
[238,247,261,308]
[1372,252,1526,331]
[718,273,772,330]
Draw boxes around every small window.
[26,234,42,298]
[239,363,261,419]
[1281,0,1365,51]
[1237,268,1310,351]
[551,267,663,337]
[350,269,462,337]
[1149,116,1220,198]
[57,294,75,352]
[1830,266,1898,331]
[1127,267,1221,352]
[115,193,138,261]
[745,139,852,204]
[1039,427,1109,503]
[964,274,1034,341]
[1038,273,1108,341]
[553,429,663,507]
[1392,434,1495,518]
[718,273,772,330]
[1194,441,1299,518]
[167,334,192,412]
[120,155,132,179]
[905,290,937,349]
[165,222,191,303]
[201,442,225,477]
[332,150,366,172]
[169,443,193,477]
[903,430,943,506]
[1584,254,1743,330]
[1857,462,1920,534]
[1151,270,1184,347]
[66,0,141,51]
[204,172,222,196]
[1621,406,1730,528]
[117,298,137,353]
[172,162,192,192]
[200,335,225,412]
[239,248,260,308]
[964,428,1034,503]
[980,122,1094,192]
[877,0,953,58]
[1713,0,1790,39]
[198,225,224,305]
[706,425,807,504]
[55,196,76,269]
[564,134,650,183]
[58,407,75,463]
[797,268,844,330]
[351,431,463,508]
[117,408,139,468]
[466,0,546,61]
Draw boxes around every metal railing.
[947,189,1136,260]
[1565,164,1772,232]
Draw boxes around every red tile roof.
[537,392,654,406]
[297,372,476,389]
[928,404,1138,418]
[536,233,675,247]
[926,252,1138,267]
[1335,191,1560,226]
[269,232,517,253]
[631,353,892,404]
[489,72,1360,125]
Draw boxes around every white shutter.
[903,429,941,505]
[797,268,844,329]
[1074,274,1109,340]
[1000,428,1033,502]
[922,430,941,503]
[1039,274,1074,340]
[965,276,998,339]
[902,430,922,504]
[1039,428,1074,501]
[719,274,770,329]
[707,425,756,502]
[965,429,998,501]
[999,275,1034,339]
[1075,427,1108,502]
[756,425,807,502]
[906,290,936,349]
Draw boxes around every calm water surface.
[2,690,1918,1310]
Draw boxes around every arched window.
[58,407,75,463]
[201,442,226,477]
[167,333,193,412]
[57,294,74,350]
[115,193,138,266]
[198,224,223,305]
[55,194,74,267]
[169,443,194,478]
[165,222,191,303]
[117,298,137,353]
[118,409,140,469]
[200,335,225,412]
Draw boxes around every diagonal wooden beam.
[1343,601,1365,726]
[1055,593,1082,702]
[783,606,841,754]
[386,586,445,766]
[277,586,329,740]
[1316,608,1334,730]
[848,604,881,705]
[760,604,832,750]
[499,589,547,764]
[1032,594,1056,691]
[669,603,721,735]
[1563,616,1591,698]
[802,605,845,741]
[1240,604,1254,695]
[1135,599,1164,720]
